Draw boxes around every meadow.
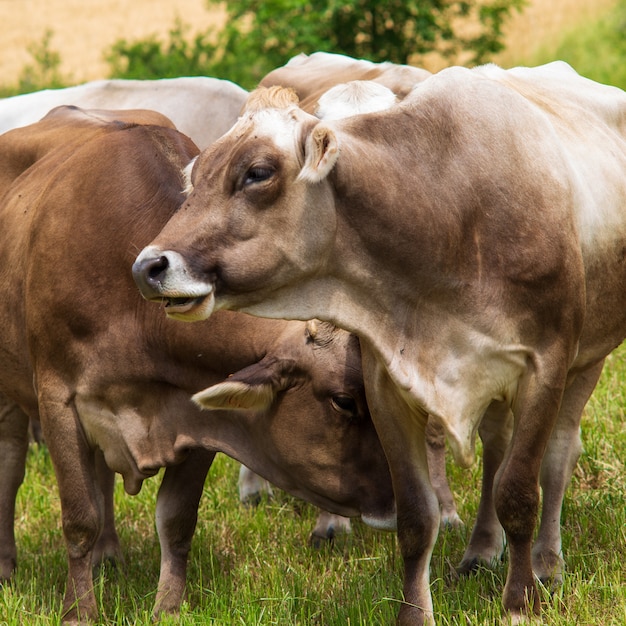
[1,1,626,624]
[1,343,624,625]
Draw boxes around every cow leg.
[238,465,351,547]
[0,396,29,581]
[425,419,462,528]
[361,349,438,626]
[38,390,103,623]
[457,401,512,573]
[153,448,215,617]
[494,361,570,621]
[92,450,123,566]
[309,511,352,547]
[238,464,274,505]
[532,360,604,584]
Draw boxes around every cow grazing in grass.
[133,61,626,623]
[0,76,247,149]
[0,73,371,542]
[0,106,395,622]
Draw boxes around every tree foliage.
[205,0,526,87]
[106,20,219,80]
[106,0,525,89]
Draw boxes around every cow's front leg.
[362,351,438,626]
[39,392,103,623]
[495,361,569,621]
[0,397,29,581]
[153,448,215,617]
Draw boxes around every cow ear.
[298,125,338,183]
[192,380,275,411]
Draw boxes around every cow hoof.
[456,556,482,576]
[440,511,464,529]
[504,610,542,625]
[456,554,501,577]
[0,557,16,582]
[532,549,564,587]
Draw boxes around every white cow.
[133,61,626,624]
[0,76,247,149]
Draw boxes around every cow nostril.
[146,255,169,282]
[132,254,170,294]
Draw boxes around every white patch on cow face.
[133,245,216,321]
[242,105,308,155]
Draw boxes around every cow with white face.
[133,62,626,624]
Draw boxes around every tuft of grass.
[2,345,626,625]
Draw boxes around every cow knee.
[494,474,540,541]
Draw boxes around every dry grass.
[493,0,617,67]
[0,0,226,85]
[0,0,618,86]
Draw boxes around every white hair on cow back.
[315,80,398,121]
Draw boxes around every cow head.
[193,320,396,526]
[132,87,340,323]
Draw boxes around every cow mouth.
[163,295,206,312]
[161,293,215,321]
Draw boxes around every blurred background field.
[0,0,623,90]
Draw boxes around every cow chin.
[165,292,216,322]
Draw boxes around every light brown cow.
[0,106,395,622]
[259,51,431,111]
[133,61,626,623]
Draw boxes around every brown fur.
[0,108,394,622]
[134,60,626,623]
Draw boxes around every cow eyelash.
[331,393,358,418]
[244,166,275,186]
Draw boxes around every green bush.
[106,19,219,80]
[106,0,525,89]
[0,30,69,97]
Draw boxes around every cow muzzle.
[132,246,216,321]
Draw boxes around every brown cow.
[0,106,395,622]
[133,61,626,623]
[259,51,430,111]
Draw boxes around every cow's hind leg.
[309,511,352,547]
[457,401,512,574]
[495,358,571,621]
[532,360,604,585]
[0,396,29,581]
[153,448,215,617]
[425,419,463,528]
[238,464,273,505]
[92,450,123,567]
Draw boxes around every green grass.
[510,0,626,90]
[2,346,625,625]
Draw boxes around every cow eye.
[331,393,358,417]
[244,166,274,186]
